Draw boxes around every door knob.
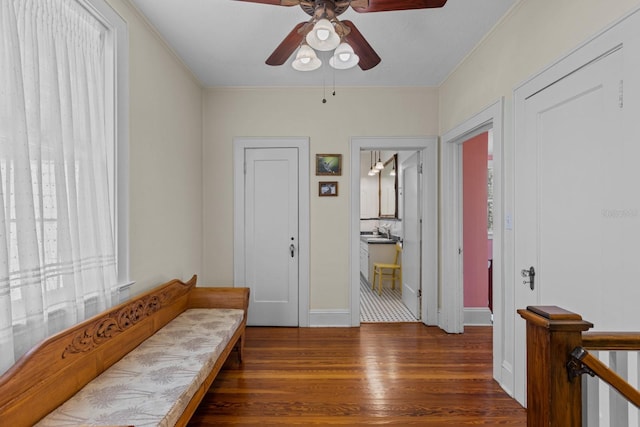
[521,266,535,290]
[290,244,295,258]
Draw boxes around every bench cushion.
[36,308,244,427]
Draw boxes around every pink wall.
[463,133,489,308]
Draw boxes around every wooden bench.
[0,276,249,426]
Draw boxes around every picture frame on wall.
[316,154,342,175]
[319,181,338,197]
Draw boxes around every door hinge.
[418,163,423,174]
[619,80,624,108]
[418,289,422,298]
[458,248,462,255]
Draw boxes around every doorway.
[350,137,438,327]
[359,150,419,323]
[441,100,506,392]
[233,137,310,327]
[462,131,493,327]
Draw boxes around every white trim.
[463,308,493,326]
[84,0,130,287]
[233,137,310,327]
[441,99,507,391]
[350,137,438,327]
[309,309,351,327]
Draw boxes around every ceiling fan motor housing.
[300,1,351,18]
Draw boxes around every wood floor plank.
[189,324,526,425]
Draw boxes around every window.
[0,0,128,374]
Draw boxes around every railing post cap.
[518,306,594,331]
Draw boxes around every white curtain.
[0,0,118,375]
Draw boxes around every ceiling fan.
[235,0,448,71]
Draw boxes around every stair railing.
[518,306,640,427]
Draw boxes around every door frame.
[350,137,438,326]
[233,137,310,327]
[441,100,507,390]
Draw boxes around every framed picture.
[316,154,342,176]
[319,181,338,197]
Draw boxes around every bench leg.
[236,333,245,363]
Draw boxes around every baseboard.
[463,307,493,326]
[309,309,352,327]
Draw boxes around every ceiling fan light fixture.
[329,42,359,69]
[292,44,322,71]
[306,19,340,51]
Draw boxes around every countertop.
[360,234,399,244]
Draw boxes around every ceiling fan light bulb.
[306,19,340,51]
[329,55,359,69]
[292,45,321,71]
[316,28,330,41]
[329,42,359,69]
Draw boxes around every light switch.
[505,213,513,230]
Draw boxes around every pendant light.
[374,151,384,170]
[368,151,377,176]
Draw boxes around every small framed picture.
[319,181,338,197]
[316,154,342,176]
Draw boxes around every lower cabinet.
[360,242,369,281]
[360,241,396,287]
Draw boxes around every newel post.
[517,306,593,427]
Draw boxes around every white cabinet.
[360,241,369,280]
[360,240,396,286]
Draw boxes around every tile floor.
[360,276,417,323]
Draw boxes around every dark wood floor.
[189,323,527,426]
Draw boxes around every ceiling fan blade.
[352,0,447,13]
[266,22,306,66]
[341,20,381,71]
[234,0,300,6]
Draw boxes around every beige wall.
[202,87,438,310]
[439,0,640,305]
[103,0,640,314]
[439,0,640,132]
[107,0,204,294]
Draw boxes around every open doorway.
[462,131,494,326]
[359,150,419,323]
[441,100,508,393]
[349,137,438,328]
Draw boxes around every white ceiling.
[128,0,518,87]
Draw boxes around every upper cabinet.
[360,151,398,220]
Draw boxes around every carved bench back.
[0,276,198,426]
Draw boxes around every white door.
[244,148,299,326]
[514,28,640,405]
[401,152,421,319]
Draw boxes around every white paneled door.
[514,13,640,406]
[244,147,299,326]
[401,152,421,319]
